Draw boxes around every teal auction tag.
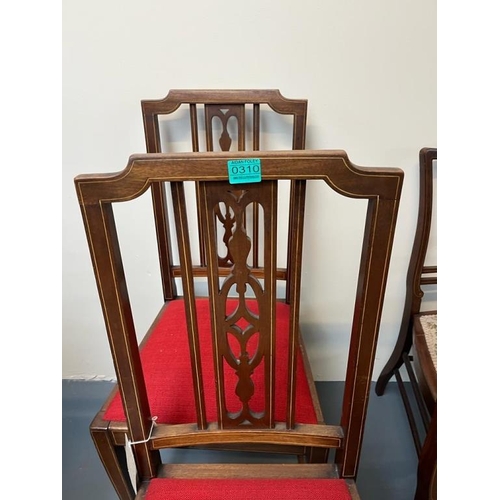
[227,159,262,184]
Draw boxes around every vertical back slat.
[204,104,214,151]
[252,203,259,268]
[201,181,225,426]
[237,105,245,151]
[286,108,308,304]
[252,104,261,267]
[285,180,307,429]
[252,103,260,151]
[266,181,278,427]
[143,112,177,300]
[189,104,200,152]
[170,181,207,430]
[190,103,207,267]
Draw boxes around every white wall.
[62,0,436,380]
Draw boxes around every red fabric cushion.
[144,478,352,499]
[104,299,317,425]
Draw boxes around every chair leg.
[414,408,437,500]
[375,325,413,396]
[91,428,135,500]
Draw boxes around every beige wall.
[62,0,436,380]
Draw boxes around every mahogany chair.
[76,150,403,499]
[90,89,323,498]
[375,148,437,499]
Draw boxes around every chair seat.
[416,312,437,371]
[413,311,437,408]
[143,478,354,499]
[104,298,319,425]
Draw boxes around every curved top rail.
[141,89,307,116]
[75,150,403,206]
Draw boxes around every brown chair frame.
[76,150,403,498]
[375,147,437,499]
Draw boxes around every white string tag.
[124,416,157,493]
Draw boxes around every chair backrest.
[141,89,307,154]
[75,150,403,480]
[405,148,437,321]
[141,90,308,303]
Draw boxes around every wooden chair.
[90,89,321,498]
[76,150,403,499]
[375,148,437,499]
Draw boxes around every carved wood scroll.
[202,181,277,429]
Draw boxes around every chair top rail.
[141,89,307,116]
[75,150,403,205]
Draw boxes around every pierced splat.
[205,105,246,267]
[205,104,245,152]
[202,181,277,429]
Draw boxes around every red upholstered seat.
[104,298,318,425]
[144,478,352,500]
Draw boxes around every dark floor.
[62,380,417,500]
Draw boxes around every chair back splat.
[76,150,403,498]
[141,89,308,303]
